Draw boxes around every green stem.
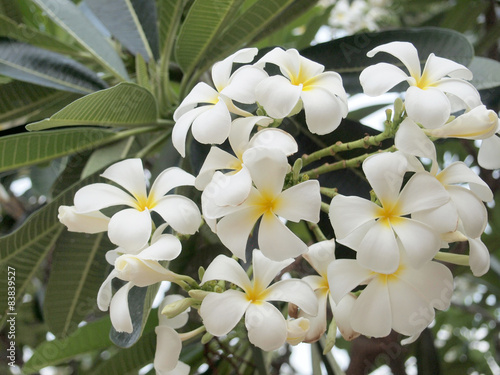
[308,222,327,242]
[434,252,470,266]
[321,202,330,214]
[320,187,338,198]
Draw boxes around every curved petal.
[438,161,493,202]
[199,290,250,336]
[301,87,346,134]
[305,71,347,101]
[255,75,302,119]
[243,147,288,196]
[327,259,373,304]
[266,279,317,316]
[367,41,421,78]
[398,172,450,214]
[114,256,172,286]
[153,196,201,235]
[191,100,232,145]
[351,277,392,338]
[303,239,336,277]
[245,302,287,351]
[211,47,258,91]
[150,167,195,199]
[154,326,182,373]
[195,147,239,190]
[201,181,256,219]
[360,63,409,96]
[108,208,152,252]
[329,195,380,239]
[110,282,134,333]
[362,152,407,205]
[74,183,136,213]
[172,106,211,157]
[300,291,328,343]
[434,78,481,109]
[138,234,182,261]
[230,116,272,156]
[248,128,298,156]
[258,212,308,261]
[222,65,268,103]
[392,218,441,269]
[412,200,459,234]
[395,118,437,162]
[274,180,320,223]
[212,166,253,207]
[201,254,252,292]
[478,135,500,170]
[469,237,490,277]
[174,83,219,120]
[58,205,109,233]
[97,270,118,311]
[101,158,146,198]
[252,249,293,289]
[405,86,451,129]
[332,293,360,341]
[422,54,472,82]
[448,186,487,238]
[286,317,311,345]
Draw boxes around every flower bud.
[114,255,171,287]
[58,205,109,233]
[286,317,310,346]
[333,293,360,341]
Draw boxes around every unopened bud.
[188,289,210,301]
[161,297,194,319]
[201,332,213,344]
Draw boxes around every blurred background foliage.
[0,0,498,374]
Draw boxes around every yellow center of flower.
[254,191,279,215]
[376,202,403,227]
[414,70,434,90]
[377,263,406,284]
[134,193,156,212]
[245,282,270,304]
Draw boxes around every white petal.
[138,234,182,261]
[97,270,117,311]
[363,152,407,205]
[243,147,288,196]
[351,277,392,338]
[303,239,336,277]
[200,290,250,336]
[58,205,109,233]
[191,100,231,145]
[258,212,308,261]
[174,83,218,121]
[100,158,147,200]
[274,180,320,223]
[245,303,287,351]
[74,183,136,213]
[222,65,268,103]
[195,147,239,190]
[286,317,311,345]
[150,167,195,199]
[422,54,472,82]
[266,279,318,315]
[469,237,490,277]
[305,71,347,102]
[230,116,273,156]
[252,249,293,289]
[412,200,459,234]
[153,196,201,235]
[333,293,360,341]
[434,78,481,109]
[248,128,298,156]
[211,48,258,91]
[108,208,152,252]
[367,42,421,77]
[154,326,182,373]
[212,167,253,207]
[301,87,346,134]
[216,206,262,260]
[478,134,500,170]
[161,361,190,375]
[398,172,450,214]
[201,254,252,292]
[329,195,379,239]
[114,256,172,286]
[201,182,257,219]
[110,282,134,333]
[448,186,487,238]
[158,294,190,329]
[395,118,437,162]
[300,291,327,343]
[256,75,302,119]
[327,259,372,304]
[438,161,493,202]
[360,63,409,96]
[405,86,451,129]
[172,106,211,157]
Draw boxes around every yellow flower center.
[255,191,278,214]
[414,70,434,90]
[377,263,406,285]
[134,193,156,212]
[375,202,403,227]
[245,282,270,304]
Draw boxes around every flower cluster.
[58,41,498,373]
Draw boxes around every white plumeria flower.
[154,295,191,375]
[360,41,481,129]
[73,158,201,252]
[255,47,348,135]
[285,317,310,346]
[202,148,321,261]
[58,205,110,233]
[97,225,183,333]
[327,251,454,339]
[329,152,454,274]
[172,48,268,157]
[299,240,359,342]
[196,116,298,206]
[199,250,318,351]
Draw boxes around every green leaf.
[0,38,107,94]
[27,82,159,130]
[469,56,500,90]
[135,54,153,93]
[300,27,475,94]
[0,0,23,23]
[81,136,135,178]
[86,0,159,61]
[0,81,81,130]
[0,127,117,173]
[44,232,112,338]
[0,172,104,326]
[157,0,185,64]
[23,317,113,374]
[175,0,242,76]
[31,0,129,80]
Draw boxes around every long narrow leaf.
[27,82,159,130]
[0,38,107,94]
[157,0,185,63]
[0,127,117,173]
[31,0,129,80]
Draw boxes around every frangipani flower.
[173,48,268,157]
[360,41,481,128]
[73,158,201,252]
[255,47,348,135]
[328,251,454,339]
[329,152,454,274]
[154,295,191,375]
[196,116,298,206]
[202,148,321,261]
[97,225,183,333]
[199,250,318,351]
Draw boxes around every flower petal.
[248,127,299,157]
[448,186,487,238]
[110,282,134,333]
[97,270,117,311]
[367,41,421,78]
[100,158,147,199]
[243,147,288,196]
[201,254,252,291]
[222,65,268,104]
[230,116,273,156]
[58,205,109,233]
[478,134,500,170]
[274,180,321,223]
[172,106,211,157]
[258,212,308,261]
[195,147,240,190]
[74,183,136,213]
[395,118,437,162]
[327,259,373,304]
[191,100,232,145]
[301,87,346,134]
[360,63,409,96]
[422,54,472,82]
[174,82,219,121]
[212,166,253,207]
[153,196,201,235]
[252,249,293,289]
[405,86,451,129]
[255,75,302,119]
[266,279,318,316]
[333,293,360,341]
[245,302,287,351]
[211,48,258,91]
[150,167,195,199]
[433,78,481,109]
[438,161,493,202]
[108,208,152,252]
[200,289,250,336]
[154,326,182,373]
[138,234,182,261]
[329,195,380,239]
[469,237,490,277]
[300,291,328,343]
[303,239,336,277]
[398,172,450,214]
